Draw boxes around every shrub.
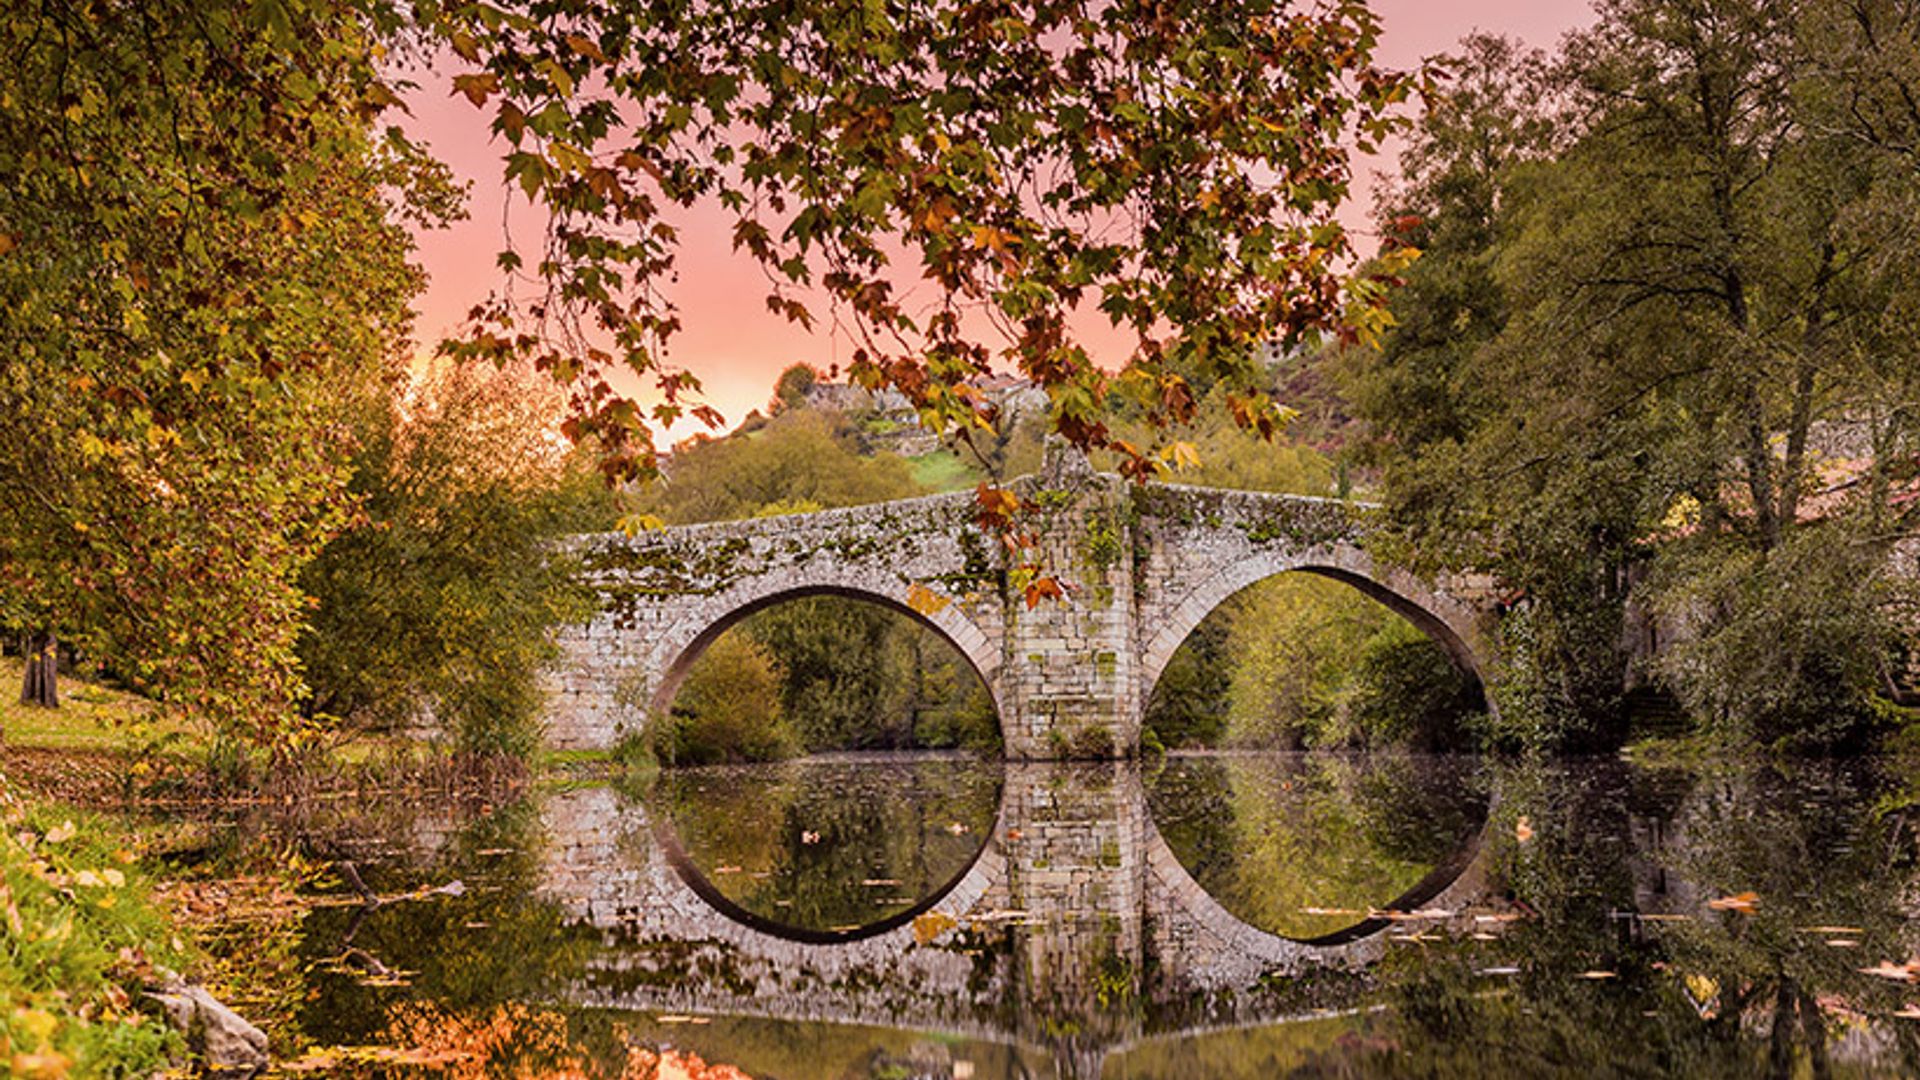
[658,635,798,764]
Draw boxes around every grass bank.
[0,792,191,1076]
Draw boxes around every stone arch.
[1140,809,1494,978]
[544,784,1009,961]
[649,785,1006,945]
[1138,543,1493,715]
[645,572,1005,728]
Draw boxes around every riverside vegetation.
[6,0,1920,1074]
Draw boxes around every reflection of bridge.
[538,761,1494,1078]
[547,443,1500,757]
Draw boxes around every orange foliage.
[375,1002,757,1080]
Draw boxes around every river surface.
[166,752,1920,1077]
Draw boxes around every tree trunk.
[19,630,58,709]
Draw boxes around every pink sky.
[403,1,1595,440]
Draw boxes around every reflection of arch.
[649,776,1005,945]
[645,574,1004,723]
[1140,790,1494,967]
[1139,544,1491,712]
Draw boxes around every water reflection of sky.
[165,754,1920,1078]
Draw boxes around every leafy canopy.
[427,0,1425,482]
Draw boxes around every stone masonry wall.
[533,765,1494,1048]
[1130,483,1503,701]
[543,447,1504,755]
[544,489,1006,751]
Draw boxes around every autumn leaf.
[1706,891,1759,913]
[906,582,951,616]
[564,33,606,62]
[1159,440,1201,472]
[1023,574,1065,609]
[451,72,500,107]
[975,482,1022,522]
[912,911,956,944]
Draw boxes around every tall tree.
[0,1,449,747]
[297,363,611,758]
[1348,4,1920,748]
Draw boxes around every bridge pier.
[998,446,1142,759]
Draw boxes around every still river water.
[175,752,1920,1077]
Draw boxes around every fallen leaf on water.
[1706,892,1759,913]
[1861,961,1920,983]
[913,911,957,944]
[1514,816,1534,844]
[279,1050,342,1073]
[1371,907,1455,922]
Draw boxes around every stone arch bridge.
[546,446,1500,757]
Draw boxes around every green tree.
[661,634,797,765]
[632,410,924,525]
[770,363,820,414]
[297,363,610,759]
[0,0,449,749]
[1347,9,1920,748]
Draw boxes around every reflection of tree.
[294,796,602,1053]
[654,760,1000,932]
[1352,760,1920,1077]
[379,1001,759,1079]
[1148,754,1488,939]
